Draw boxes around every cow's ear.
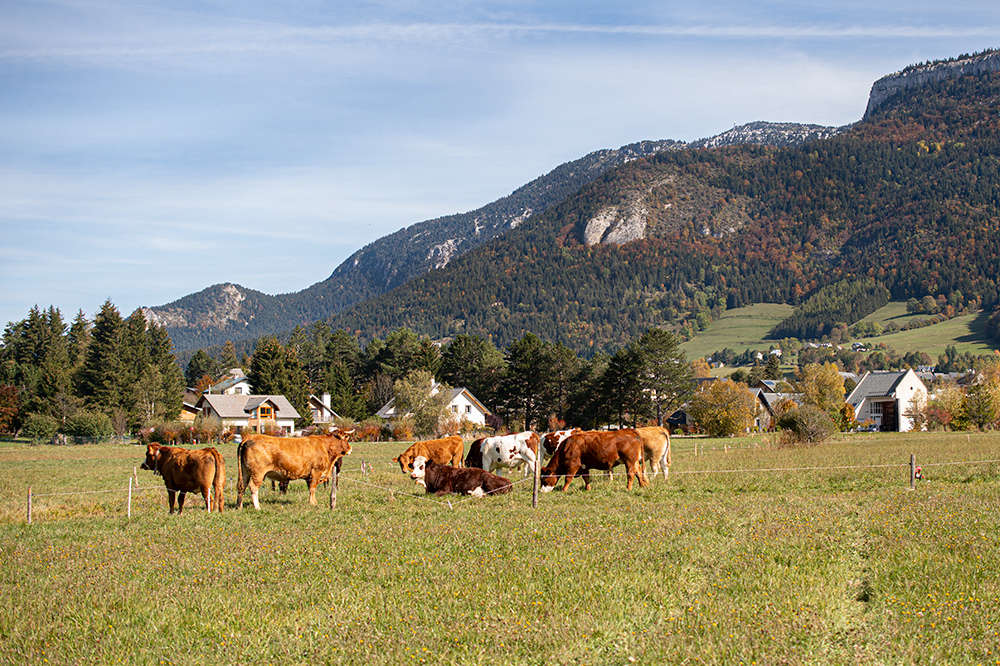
[391,457,399,462]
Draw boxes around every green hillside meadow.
[2,434,999,665]
[682,302,997,366]
[680,303,793,361]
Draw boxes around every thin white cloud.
[3,19,999,62]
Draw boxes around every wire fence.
[16,452,1000,525]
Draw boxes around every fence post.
[909,454,916,490]
[127,477,133,519]
[27,486,32,524]
[532,450,541,509]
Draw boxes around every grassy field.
[680,303,794,361]
[855,309,997,358]
[2,434,1000,665]
[684,303,997,371]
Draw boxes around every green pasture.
[855,309,997,358]
[2,433,1000,665]
[684,302,997,370]
[680,303,793,361]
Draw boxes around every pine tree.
[633,328,694,426]
[147,322,183,421]
[80,300,131,420]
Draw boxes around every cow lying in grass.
[140,443,226,514]
[410,456,512,497]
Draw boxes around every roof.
[207,369,250,394]
[847,371,911,404]
[754,390,802,413]
[376,384,491,419]
[196,393,301,420]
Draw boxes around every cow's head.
[539,458,559,493]
[393,451,415,473]
[328,437,352,460]
[330,428,356,441]
[140,443,163,475]
[409,456,429,487]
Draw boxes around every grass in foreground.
[1,433,999,665]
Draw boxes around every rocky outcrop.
[865,50,1000,118]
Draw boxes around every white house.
[196,394,301,435]
[308,393,341,425]
[206,369,252,396]
[846,369,928,432]
[377,383,492,426]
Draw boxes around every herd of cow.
[138,426,672,514]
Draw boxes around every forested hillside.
[324,65,1000,353]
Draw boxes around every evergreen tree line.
[182,323,695,435]
[0,301,184,439]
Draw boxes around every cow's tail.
[211,448,226,512]
[235,439,247,509]
[661,427,672,480]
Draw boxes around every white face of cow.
[409,456,428,487]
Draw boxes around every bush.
[354,419,384,442]
[390,417,414,442]
[21,413,59,440]
[63,412,113,438]
[777,405,836,445]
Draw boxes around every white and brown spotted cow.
[410,456,512,497]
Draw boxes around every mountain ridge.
[145,50,999,352]
[146,125,841,350]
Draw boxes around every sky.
[2,0,999,330]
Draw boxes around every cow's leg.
[519,449,536,477]
[248,472,266,511]
[236,465,250,510]
[635,457,650,488]
[177,491,187,514]
[561,464,579,492]
[203,487,211,512]
[167,490,177,514]
[307,475,319,505]
[580,469,592,491]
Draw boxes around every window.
[259,405,273,420]
[451,405,458,413]
[465,405,472,414]
[869,402,883,417]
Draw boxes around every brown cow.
[635,426,672,481]
[272,428,356,495]
[392,435,464,473]
[410,456,513,497]
[540,429,649,492]
[236,434,352,510]
[140,444,226,514]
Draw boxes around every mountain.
[149,50,1000,355]
[145,128,843,351]
[320,51,1000,353]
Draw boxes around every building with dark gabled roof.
[846,369,928,432]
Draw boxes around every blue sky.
[2,0,998,330]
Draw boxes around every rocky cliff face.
[865,50,1000,118]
